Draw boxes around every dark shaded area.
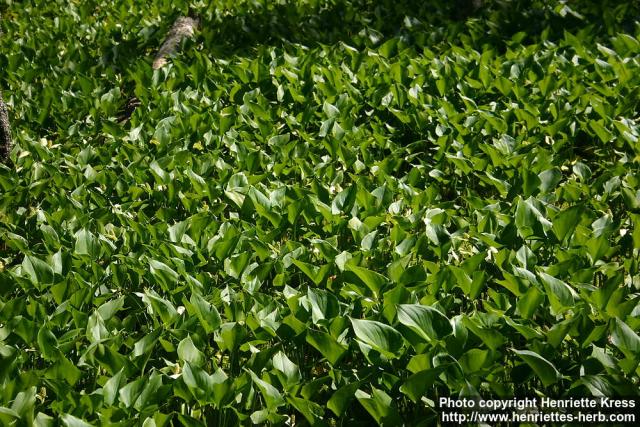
[196,0,481,56]
[116,95,141,123]
[187,0,638,58]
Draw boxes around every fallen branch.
[118,16,199,123]
[152,16,199,70]
[0,13,12,163]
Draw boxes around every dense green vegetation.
[1,0,640,425]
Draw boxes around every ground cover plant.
[1,0,640,425]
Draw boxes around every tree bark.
[0,12,12,164]
[119,16,199,123]
[0,90,12,163]
[152,16,199,70]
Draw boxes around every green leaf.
[621,188,640,211]
[306,330,348,365]
[272,351,301,385]
[399,368,443,402]
[137,290,179,326]
[610,318,640,357]
[74,228,100,257]
[538,272,576,314]
[178,335,205,367]
[307,288,339,324]
[182,363,212,402]
[459,349,492,373]
[103,368,124,406]
[570,375,615,397]
[287,396,325,426]
[331,186,357,215]
[292,259,331,285]
[149,260,180,288]
[61,414,93,427]
[3,232,28,252]
[538,168,562,194]
[350,318,403,359]
[118,378,146,408]
[461,316,506,351]
[547,316,577,348]
[512,349,561,387]
[22,255,55,288]
[37,326,59,360]
[0,408,20,424]
[10,387,36,421]
[589,120,613,142]
[97,297,125,321]
[86,311,109,343]
[327,381,363,416]
[323,101,340,118]
[355,388,402,425]
[132,330,162,358]
[396,304,452,342]
[134,372,163,411]
[34,412,55,427]
[515,197,552,238]
[187,293,222,334]
[182,363,229,407]
[224,252,250,279]
[168,220,189,244]
[516,286,545,319]
[247,369,285,409]
[552,205,583,242]
[215,322,247,352]
[346,265,387,297]
[248,187,282,227]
